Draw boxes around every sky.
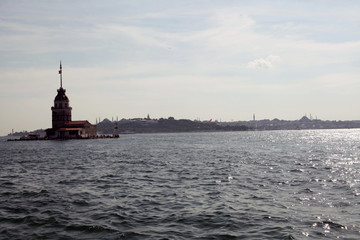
[0,0,360,135]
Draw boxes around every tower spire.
[59,61,63,88]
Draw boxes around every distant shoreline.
[6,116,360,138]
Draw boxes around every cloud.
[96,24,169,48]
[247,55,281,69]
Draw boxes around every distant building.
[46,62,97,139]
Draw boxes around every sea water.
[0,129,359,239]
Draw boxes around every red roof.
[59,128,83,131]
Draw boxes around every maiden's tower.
[45,62,97,139]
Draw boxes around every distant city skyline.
[1,0,360,136]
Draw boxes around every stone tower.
[51,87,72,129]
[51,62,72,129]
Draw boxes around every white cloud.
[247,55,281,69]
[96,24,169,48]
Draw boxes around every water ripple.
[1,130,360,239]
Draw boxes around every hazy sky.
[1,0,359,135]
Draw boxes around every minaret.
[51,62,72,129]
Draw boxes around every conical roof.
[54,87,69,102]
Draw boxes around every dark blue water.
[1,130,359,239]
